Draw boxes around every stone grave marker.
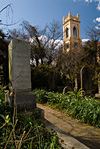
[95,73,100,98]
[7,39,36,109]
[74,74,78,92]
[80,66,92,95]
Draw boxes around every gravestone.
[7,39,36,109]
[95,73,100,98]
[80,66,92,95]
[74,74,78,92]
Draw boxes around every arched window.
[73,27,77,37]
[74,43,78,48]
[66,28,69,38]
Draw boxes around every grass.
[34,89,100,128]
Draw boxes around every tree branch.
[0,4,13,14]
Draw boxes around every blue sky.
[0,0,100,40]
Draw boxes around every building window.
[73,27,77,37]
[74,43,78,48]
[66,44,69,49]
[66,28,69,38]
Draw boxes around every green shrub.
[0,90,61,149]
[35,89,100,127]
[0,109,61,148]
[0,87,5,105]
[34,89,48,104]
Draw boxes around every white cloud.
[82,39,90,44]
[86,0,100,10]
[73,0,100,10]
[95,25,100,29]
[82,39,89,42]
[96,17,100,22]
[29,35,63,49]
[96,0,100,10]
[73,0,93,2]
[93,16,100,30]
[85,0,93,2]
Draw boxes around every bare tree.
[56,48,83,76]
[20,20,40,38]
[43,20,63,64]
[31,36,46,66]
[83,26,100,68]
[7,28,29,40]
[21,21,46,65]
[86,26,100,41]
[8,20,63,66]
[22,20,63,65]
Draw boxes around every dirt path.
[37,103,100,149]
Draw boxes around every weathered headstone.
[74,74,78,92]
[63,86,72,94]
[7,39,36,109]
[80,66,92,95]
[95,73,100,98]
[48,75,56,91]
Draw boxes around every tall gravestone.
[80,66,92,95]
[8,39,36,109]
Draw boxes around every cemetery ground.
[0,89,100,149]
[37,103,100,149]
[35,89,100,149]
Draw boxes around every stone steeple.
[63,12,82,52]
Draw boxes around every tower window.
[66,28,69,38]
[74,43,78,48]
[73,27,77,37]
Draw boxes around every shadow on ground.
[44,118,100,149]
[75,136,100,149]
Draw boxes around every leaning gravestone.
[8,39,36,109]
[80,66,92,95]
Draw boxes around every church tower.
[63,12,82,52]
